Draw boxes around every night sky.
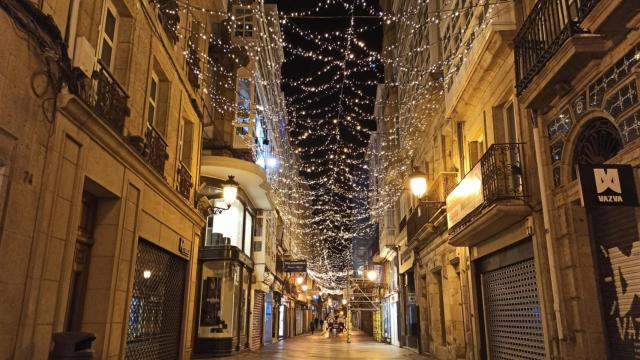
[268,0,383,276]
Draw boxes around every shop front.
[381,293,399,346]
[192,177,256,357]
[399,247,419,351]
[446,142,545,359]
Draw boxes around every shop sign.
[283,260,307,272]
[577,164,638,207]
[407,293,416,305]
[446,163,484,228]
[178,238,191,259]
[399,248,414,274]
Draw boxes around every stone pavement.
[223,330,435,359]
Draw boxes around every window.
[99,2,119,69]
[456,121,465,175]
[198,261,240,338]
[179,119,194,168]
[147,65,169,136]
[208,200,245,248]
[234,76,252,147]
[147,72,159,126]
[234,7,254,38]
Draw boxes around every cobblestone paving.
[222,330,434,360]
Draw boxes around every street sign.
[283,260,307,272]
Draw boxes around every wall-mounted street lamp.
[212,175,239,214]
[366,269,378,282]
[296,275,305,285]
[409,169,428,198]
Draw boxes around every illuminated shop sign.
[577,164,638,207]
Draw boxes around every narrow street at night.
[223,331,431,360]
[2,0,640,359]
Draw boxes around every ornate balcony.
[176,162,193,201]
[406,172,457,246]
[515,0,609,106]
[144,125,168,177]
[448,143,530,247]
[74,61,129,133]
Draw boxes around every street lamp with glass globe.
[409,169,428,198]
[366,269,378,282]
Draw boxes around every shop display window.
[198,261,240,338]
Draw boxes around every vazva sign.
[577,164,638,207]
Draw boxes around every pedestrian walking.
[310,319,316,334]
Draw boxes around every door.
[591,206,640,358]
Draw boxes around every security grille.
[483,258,545,360]
[125,240,186,360]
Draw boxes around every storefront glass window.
[197,261,239,338]
[207,200,245,249]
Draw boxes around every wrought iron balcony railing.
[515,0,599,94]
[481,143,525,203]
[176,162,193,201]
[449,143,526,235]
[74,61,129,133]
[144,125,169,177]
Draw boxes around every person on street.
[310,319,315,334]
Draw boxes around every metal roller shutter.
[592,206,640,359]
[125,240,186,360]
[482,258,545,360]
[250,291,265,350]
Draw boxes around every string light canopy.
[152,0,504,290]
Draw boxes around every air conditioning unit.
[73,36,96,77]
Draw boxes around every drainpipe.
[530,109,566,345]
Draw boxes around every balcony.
[447,143,530,247]
[144,125,169,177]
[73,61,129,133]
[155,0,179,43]
[176,162,193,201]
[515,0,611,107]
[406,172,457,246]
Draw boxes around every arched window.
[571,118,623,179]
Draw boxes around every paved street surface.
[224,330,433,360]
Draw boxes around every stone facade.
[0,0,213,358]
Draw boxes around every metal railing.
[480,143,525,203]
[176,162,193,201]
[515,0,599,94]
[449,143,526,235]
[144,125,168,177]
[74,60,129,133]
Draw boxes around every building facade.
[371,1,640,360]
[194,0,301,356]
[0,0,214,359]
